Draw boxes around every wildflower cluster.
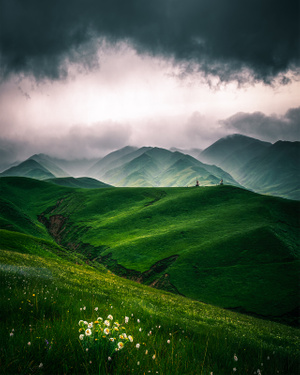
[78,313,133,354]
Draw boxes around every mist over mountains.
[1,134,299,200]
[198,135,300,200]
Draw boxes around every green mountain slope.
[0,177,298,325]
[199,134,271,173]
[95,147,239,187]
[236,141,300,200]
[0,159,55,180]
[199,135,299,200]
[88,146,150,179]
[29,154,70,177]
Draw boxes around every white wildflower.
[85,328,92,336]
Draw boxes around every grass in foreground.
[0,249,299,375]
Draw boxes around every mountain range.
[0,146,238,189]
[87,146,237,187]
[0,134,299,199]
[198,134,300,200]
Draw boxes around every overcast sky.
[0,0,299,163]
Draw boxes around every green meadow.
[0,177,299,374]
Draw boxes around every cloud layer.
[221,107,300,142]
[1,0,299,84]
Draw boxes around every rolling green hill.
[46,177,112,189]
[0,176,299,373]
[0,177,298,326]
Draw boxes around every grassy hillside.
[46,177,112,189]
[0,176,299,373]
[0,177,72,238]
[1,243,299,374]
[0,177,299,326]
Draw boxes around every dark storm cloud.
[0,0,299,84]
[221,107,300,142]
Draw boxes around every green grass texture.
[1,249,299,374]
